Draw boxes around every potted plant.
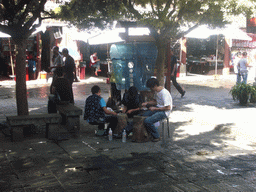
[250,86,256,103]
[229,83,256,105]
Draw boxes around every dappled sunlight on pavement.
[1,74,256,191]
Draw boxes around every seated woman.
[121,86,144,137]
[122,86,143,118]
[48,67,72,113]
[51,67,73,104]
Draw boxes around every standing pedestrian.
[49,46,63,94]
[27,52,36,80]
[62,48,76,104]
[169,48,186,97]
[238,52,251,84]
[233,52,242,84]
[0,51,8,76]
[89,52,101,76]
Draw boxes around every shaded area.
[0,76,256,191]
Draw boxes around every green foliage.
[250,86,256,103]
[0,0,49,116]
[56,0,256,85]
[56,0,256,44]
[56,0,256,40]
[229,83,256,105]
[0,0,50,38]
[55,0,124,30]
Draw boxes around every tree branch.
[149,0,157,15]
[163,0,172,14]
[177,23,200,39]
[23,0,47,31]
[122,0,143,20]
[167,1,176,19]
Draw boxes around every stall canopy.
[185,24,252,41]
[185,24,252,76]
[0,31,11,38]
[87,28,125,45]
[72,27,152,45]
[0,25,47,38]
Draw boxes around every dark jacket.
[63,55,75,84]
[84,94,105,123]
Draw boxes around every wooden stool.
[115,113,128,135]
[160,117,171,144]
[132,115,151,143]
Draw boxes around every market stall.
[185,25,252,75]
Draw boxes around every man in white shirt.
[233,52,241,84]
[141,78,173,142]
[49,46,63,93]
[238,52,251,84]
[50,46,63,72]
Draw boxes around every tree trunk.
[155,41,167,87]
[14,39,29,116]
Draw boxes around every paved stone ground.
[0,74,256,191]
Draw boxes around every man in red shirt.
[89,52,101,76]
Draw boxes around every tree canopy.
[56,0,256,41]
[0,0,51,115]
[0,0,52,40]
[56,0,124,30]
[57,0,256,85]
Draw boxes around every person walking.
[62,48,76,104]
[169,49,186,97]
[89,52,101,76]
[238,52,251,84]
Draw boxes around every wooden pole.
[8,38,15,77]
[215,35,219,76]
[166,42,171,92]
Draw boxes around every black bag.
[47,93,60,113]
[124,121,133,136]
[106,97,118,111]
[48,98,57,113]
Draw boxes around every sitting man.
[84,85,118,136]
[48,67,73,113]
[141,78,173,142]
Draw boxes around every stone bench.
[6,113,62,142]
[56,104,83,136]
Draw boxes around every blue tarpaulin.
[110,42,157,91]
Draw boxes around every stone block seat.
[56,104,83,136]
[6,113,62,142]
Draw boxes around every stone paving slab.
[1,75,256,191]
